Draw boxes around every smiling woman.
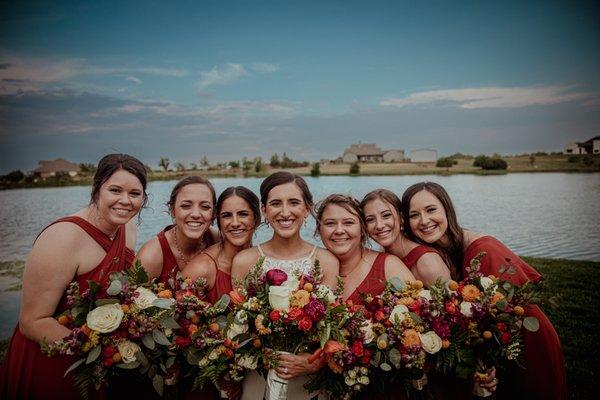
[0,153,147,399]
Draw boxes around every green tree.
[270,153,281,168]
[159,157,170,172]
[200,156,210,167]
[174,162,186,172]
[436,157,454,168]
[229,160,240,169]
[473,155,488,167]
[481,158,508,170]
[2,170,25,182]
[254,157,263,173]
[349,161,360,175]
[310,162,321,177]
[189,162,198,170]
[79,163,96,174]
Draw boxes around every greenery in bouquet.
[432,252,541,388]
[41,262,179,399]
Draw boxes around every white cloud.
[126,76,142,84]
[196,63,247,89]
[380,86,598,109]
[250,63,279,73]
[88,66,189,77]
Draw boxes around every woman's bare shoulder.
[136,236,164,277]
[233,246,261,266]
[314,247,339,267]
[183,252,216,281]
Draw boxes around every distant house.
[565,136,600,155]
[410,149,438,163]
[383,149,405,163]
[33,158,80,179]
[342,143,385,163]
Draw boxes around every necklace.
[340,258,365,278]
[172,226,204,267]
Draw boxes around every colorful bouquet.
[42,262,178,399]
[229,257,342,400]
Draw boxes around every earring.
[265,218,270,227]
[303,218,307,227]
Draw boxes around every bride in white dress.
[232,172,339,400]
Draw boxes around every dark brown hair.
[166,175,217,218]
[315,194,369,247]
[216,186,261,231]
[90,153,148,209]
[360,189,403,217]
[401,182,464,280]
[259,171,314,214]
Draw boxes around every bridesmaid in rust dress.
[0,153,148,399]
[360,189,451,287]
[137,176,219,283]
[402,181,567,400]
[184,186,261,304]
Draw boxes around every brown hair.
[90,153,148,209]
[166,175,217,218]
[401,182,464,280]
[216,186,261,231]
[360,189,403,217]
[315,194,369,247]
[259,171,314,215]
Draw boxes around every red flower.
[501,332,512,344]
[266,269,288,286]
[103,357,114,367]
[408,300,420,312]
[361,349,373,365]
[497,323,507,332]
[102,346,116,358]
[444,301,457,314]
[352,341,364,357]
[298,317,313,331]
[374,310,386,322]
[175,336,192,347]
[288,308,303,321]
[225,348,234,358]
[269,310,282,322]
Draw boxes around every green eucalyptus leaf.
[116,361,140,369]
[389,348,401,369]
[106,280,122,296]
[135,350,149,367]
[152,330,172,346]
[142,334,156,350]
[152,374,164,396]
[523,316,540,332]
[380,362,392,372]
[389,277,405,292]
[160,316,181,329]
[152,298,175,310]
[95,298,120,306]
[86,346,101,364]
[64,358,86,377]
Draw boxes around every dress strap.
[203,251,220,274]
[37,216,114,251]
[308,245,317,259]
[257,244,265,256]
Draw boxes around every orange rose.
[158,289,173,299]
[491,292,505,305]
[461,284,481,302]
[401,329,421,347]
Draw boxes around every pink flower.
[266,269,288,286]
[303,299,325,321]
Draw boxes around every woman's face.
[363,198,401,248]
[319,204,363,258]
[219,195,256,248]
[95,169,144,226]
[262,182,310,239]
[171,183,214,240]
[408,189,448,244]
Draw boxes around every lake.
[1,173,599,337]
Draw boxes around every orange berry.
[190,314,200,324]
[57,315,70,326]
[188,324,198,335]
[252,338,262,348]
[121,304,130,313]
[158,289,173,299]
[447,280,458,291]
[442,339,451,349]
[514,305,525,316]
[482,331,493,340]
[303,283,313,292]
[209,323,220,333]
[81,324,91,336]
[112,352,122,363]
[412,280,424,290]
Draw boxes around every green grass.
[0,257,597,398]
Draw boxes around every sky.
[1,0,599,173]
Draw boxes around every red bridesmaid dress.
[0,216,135,399]
[347,252,388,306]
[201,252,233,304]
[401,245,439,270]
[463,236,567,400]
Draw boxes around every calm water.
[1,173,599,336]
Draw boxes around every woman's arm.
[182,253,217,292]
[136,238,164,280]
[315,248,340,289]
[384,254,415,282]
[19,224,80,343]
[413,252,451,287]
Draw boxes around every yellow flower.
[462,284,481,302]
[290,290,311,308]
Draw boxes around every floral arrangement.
[41,262,178,399]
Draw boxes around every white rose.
[361,320,375,344]
[86,303,124,333]
[227,322,249,339]
[348,369,357,379]
[479,277,497,293]
[419,289,432,301]
[460,301,474,317]
[134,287,157,309]
[316,285,336,304]
[389,304,409,324]
[419,331,442,354]
[117,340,141,363]
[268,285,294,311]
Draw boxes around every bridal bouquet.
[230,257,341,399]
[42,262,178,399]
[433,252,540,397]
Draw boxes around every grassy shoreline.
[1,256,598,399]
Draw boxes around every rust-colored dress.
[0,216,135,400]
[156,225,215,283]
[464,236,567,400]
[347,252,388,305]
[201,252,233,304]
[401,245,439,270]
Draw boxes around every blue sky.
[1,0,599,172]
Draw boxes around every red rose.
[501,332,511,344]
[102,346,116,358]
[497,323,507,332]
[225,348,234,358]
[103,357,114,367]
[444,301,456,314]
[269,310,282,322]
[408,300,420,312]
[298,317,313,331]
[266,269,288,286]
[175,336,192,347]
[288,308,303,321]
[374,310,385,322]
[361,349,373,364]
[352,341,364,357]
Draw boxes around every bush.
[436,157,454,168]
[582,155,594,166]
[567,155,579,163]
[473,154,488,167]
[310,162,321,177]
[481,157,508,170]
[349,162,360,175]
[2,170,25,183]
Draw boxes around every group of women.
[0,153,566,399]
